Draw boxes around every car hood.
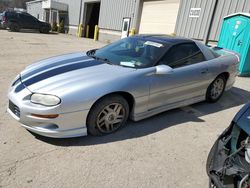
[234,101,250,135]
[20,52,136,94]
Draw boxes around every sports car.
[206,102,250,188]
[7,35,240,138]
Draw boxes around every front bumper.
[1,21,7,29]
[7,82,89,138]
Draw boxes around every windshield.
[89,37,168,68]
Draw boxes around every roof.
[224,12,250,19]
[135,34,193,45]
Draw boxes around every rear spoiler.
[208,45,240,62]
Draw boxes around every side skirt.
[131,95,205,121]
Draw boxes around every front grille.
[9,100,20,118]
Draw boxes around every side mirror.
[155,65,173,75]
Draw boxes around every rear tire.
[9,23,20,32]
[206,75,226,103]
[87,95,129,136]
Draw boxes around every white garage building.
[26,0,250,43]
[26,0,180,41]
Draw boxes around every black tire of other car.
[87,95,129,136]
[39,27,50,34]
[9,23,20,32]
[206,75,226,103]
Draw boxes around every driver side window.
[160,43,205,68]
[19,13,37,23]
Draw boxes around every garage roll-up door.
[139,0,180,34]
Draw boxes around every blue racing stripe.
[21,55,91,81]
[23,60,103,87]
[15,60,103,93]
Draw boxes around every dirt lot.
[0,30,249,188]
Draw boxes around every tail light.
[2,16,7,22]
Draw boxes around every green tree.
[58,20,65,33]
[51,21,58,32]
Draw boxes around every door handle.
[201,69,208,74]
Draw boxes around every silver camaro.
[7,35,240,138]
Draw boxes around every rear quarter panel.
[206,49,239,90]
[196,40,239,90]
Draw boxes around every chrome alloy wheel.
[96,103,126,133]
[210,78,225,100]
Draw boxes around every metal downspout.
[204,0,218,44]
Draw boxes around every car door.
[18,13,38,29]
[148,42,209,110]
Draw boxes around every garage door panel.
[139,0,180,34]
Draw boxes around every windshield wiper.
[86,49,96,57]
[87,52,113,65]
[97,57,113,65]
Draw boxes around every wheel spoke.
[110,123,114,130]
[99,121,105,127]
[102,109,109,115]
[114,105,122,114]
[113,118,123,124]
[105,122,110,131]
[98,116,105,124]
[117,115,124,119]
[105,106,113,113]
[113,104,119,111]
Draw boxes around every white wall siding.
[27,1,44,21]
[54,0,82,26]
[175,0,216,41]
[208,0,250,41]
[175,0,250,42]
[98,0,137,31]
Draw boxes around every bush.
[58,20,65,33]
[51,22,58,32]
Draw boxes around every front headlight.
[30,93,61,106]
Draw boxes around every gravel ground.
[0,30,249,188]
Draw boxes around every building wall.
[27,0,44,20]
[54,0,82,34]
[175,0,250,42]
[208,0,250,41]
[175,0,217,41]
[97,0,140,42]
[98,0,138,31]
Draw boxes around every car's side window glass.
[19,13,37,22]
[161,43,205,68]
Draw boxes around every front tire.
[39,27,50,33]
[206,75,226,103]
[87,95,129,136]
